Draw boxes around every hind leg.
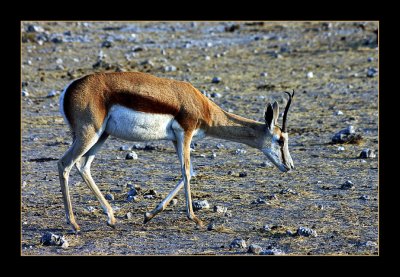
[75,133,116,228]
[58,129,102,233]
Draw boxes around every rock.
[260,248,285,255]
[169,198,178,206]
[211,77,221,84]
[125,151,138,160]
[367,67,378,77]
[216,143,225,149]
[213,205,228,214]
[105,193,114,201]
[262,224,271,232]
[341,180,354,190]
[210,152,217,159]
[85,206,96,213]
[210,92,222,98]
[367,57,373,62]
[125,212,133,219]
[235,149,247,155]
[280,188,298,195]
[161,49,167,55]
[127,188,138,197]
[260,72,268,77]
[127,195,140,202]
[146,189,157,196]
[47,90,59,98]
[229,238,247,249]
[164,65,177,72]
[337,146,345,151]
[331,126,363,144]
[101,40,113,48]
[248,244,263,254]
[335,110,343,115]
[56,58,63,64]
[225,24,240,32]
[22,181,27,188]
[239,172,248,178]
[266,194,278,200]
[307,72,314,78]
[251,198,268,204]
[359,195,370,201]
[359,149,376,158]
[286,230,296,236]
[205,56,211,61]
[143,195,154,199]
[296,226,318,237]
[119,145,132,151]
[224,211,232,217]
[27,24,45,32]
[192,200,210,211]
[40,232,69,248]
[22,90,29,97]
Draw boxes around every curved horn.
[282,90,294,132]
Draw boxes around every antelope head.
[261,91,295,172]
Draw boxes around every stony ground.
[21,21,378,255]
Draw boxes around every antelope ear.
[272,101,279,125]
[265,103,274,130]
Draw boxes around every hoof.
[107,221,116,229]
[143,212,153,224]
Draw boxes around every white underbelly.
[105,105,176,141]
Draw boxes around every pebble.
[105,193,114,201]
[40,232,69,249]
[56,58,63,64]
[192,200,210,211]
[359,149,376,158]
[367,67,378,77]
[127,195,140,202]
[164,65,177,72]
[216,143,224,149]
[22,90,29,97]
[239,172,248,178]
[251,198,268,204]
[47,90,59,98]
[205,56,211,61]
[260,72,268,77]
[22,181,27,188]
[143,195,154,199]
[260,248,285,255]
[125,151,138,160]
[331,126,359,144]
[367,57,373,62]
[211,77,221,84]
[335,110,343,115]
[341,180,354,190]
[262,224,271,232]
[85,206,96,213]
[27,24,45,32]
[210,92,222,98]
[248,244,263,255]
[296,226,318,237]
[146,189,157,196]
[235,149,247,155]
[161,49,167,55]
[169,198,178,206]
[224,211,232,218]
[210,152,217,159]
[213,205,228,214]
[101,40,113,48]
[307,72,314,78]
[125,212,133,219]
[229,238,247,249]
[359,195,370,201]
[280,188,298,195]
[337,146,345,151]
[119,145,132,151]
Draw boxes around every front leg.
[175,130,204,228]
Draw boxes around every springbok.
[58,71,294,233]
